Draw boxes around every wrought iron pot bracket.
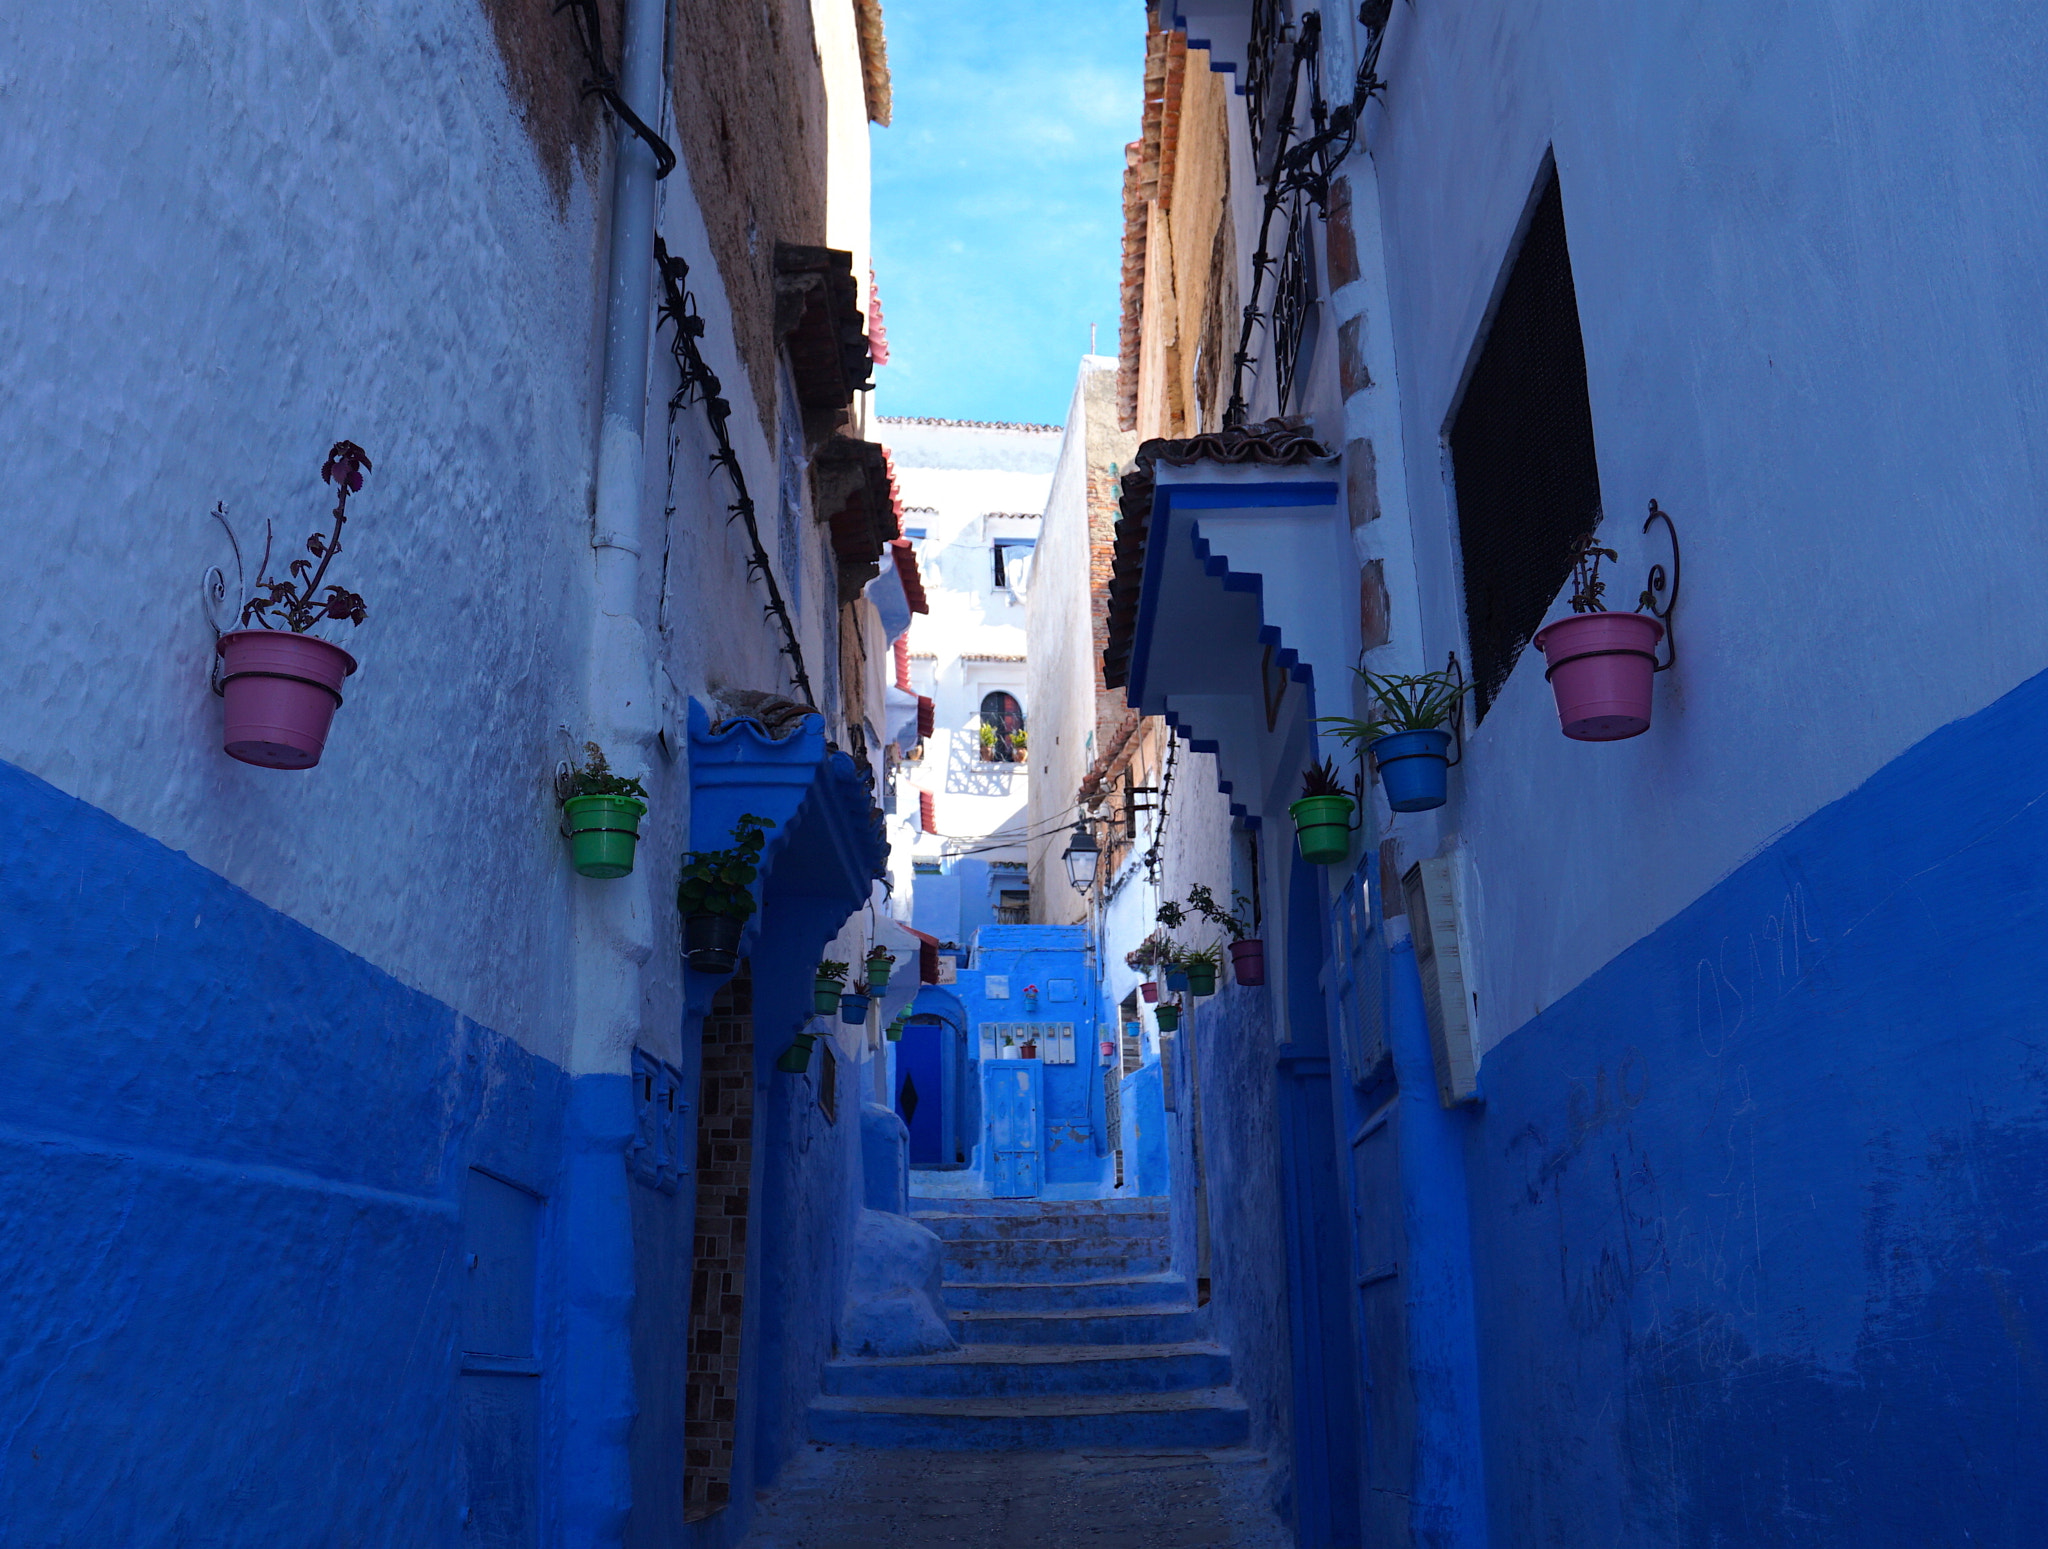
[1636,499,1681,672]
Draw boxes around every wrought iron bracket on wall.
[1636,499,1681,672]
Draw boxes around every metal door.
[899,1020,945,1164]
[985,1060,1042,1197]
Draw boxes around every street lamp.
[1061,819,1100,893]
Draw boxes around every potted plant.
[1183,946,1222,997]
[1022,982,1039,1012]
[864,946,896,993]
[558,743,649,879]
[1163,953,1191,993]
[1153,905,1193,990]
[1289,758,1355,866]
[676,813,774,973]
[814,960,850,1015]
[1019,1034,1039,1059]
[1127,931,1173,1001]
[1154,1004,1181,1032]
[216,441,372,770]
[1186,884,1264,988]
[999,1030,1018,1058]
[840,983,872,1025]
[886,1013,907,1043]
[1140,981,1161,1004]
[1319,668,1468,813]
[776,1031,818,1074]
[1530,532,1666,741]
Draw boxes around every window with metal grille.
[1449,167,1603,718]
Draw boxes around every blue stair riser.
[820,1348,1232,1399]
[950,1307,1204,1345]
[806,1401,1250,1451]
[943,1247,1171,1283]
[918,1214,1170,1243]
[910,1197,1168,1217]
[943,1276,1189,1312]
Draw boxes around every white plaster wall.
[1360,0,2048,1048]
[879,420,1060,864]
[0,0,849,1071]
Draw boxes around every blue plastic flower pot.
[1165,968,1190,992]
[839,992,871,1025]
[1370,728,1453,813]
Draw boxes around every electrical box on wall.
[1402,857,1480,1105]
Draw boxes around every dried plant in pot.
[677,813,773,973]
[1530,532,1666,741]
[559,744,649,879]
[1319,668,1467,813]
[215,440,372,770]
[1289,758,1356,865]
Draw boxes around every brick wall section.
[684,969,755,1522]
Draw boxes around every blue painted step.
[942,1240,1172,1283]
[915,1210,1169,1242]
[806,1389,1250,1450]
[943,1273,1189,1312]
[819,1342,1231,1399]
[948,1304,1205,1346]
[909,1196,1169,1217]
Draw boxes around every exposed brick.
[1326,175,1361,289]
[1347,438,1381,526]
[1359,559,1391,651]
[1339,315,1372,398]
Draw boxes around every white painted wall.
[0,1,870,1074]
[1359,0,2048,1047]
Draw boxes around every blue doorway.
[899,1019,945,1164]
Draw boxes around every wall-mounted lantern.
[1061,820,1101,893]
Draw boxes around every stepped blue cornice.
[1120,460,1353,827]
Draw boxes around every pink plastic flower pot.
[1228,938,1266,988]
[1531,612,1666,741]
[1139,981,1160,1004]
[216,630,358,770]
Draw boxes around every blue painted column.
[1386,920,1491,1549]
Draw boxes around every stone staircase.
[808,1197,1249,1450]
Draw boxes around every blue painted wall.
[1120,1061,1170,1197]
[0,757,569,1547]
[1463,664,2048,1544]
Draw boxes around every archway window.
[979,692,1025,763]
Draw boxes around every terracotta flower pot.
[1228,939,1265,987]
[217,629,357,770]
[1019,1041,1038,1059]
[1531,612,1666,741]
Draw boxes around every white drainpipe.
[562,0,669,1540]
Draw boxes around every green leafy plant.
[815,960,851,984]
[1185,883,1255,942]
[1155,900,1188,930]
[563,742,648,802]
[675,812,774,920]
[1124,930,1177,972]
[1182,944,1223,971]
[1567,532,1620,614]
[1318,669,1469,746]
[1300,758,1350,800]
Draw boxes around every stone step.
[942,1274,1190,1313]
[942,1240,1172,1283]
[806,1388,1250,1451]
[819,1342,1231,1399]
[916,1211,1170,1243]
[949,1304,1204,1346]
[908,1196,1169,1217]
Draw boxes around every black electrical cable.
[555,0,677,179]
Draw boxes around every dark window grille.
[1272,194,1317,414]
[979,691,1025,763]
[1450,169,1603,718]
[1243,0,1291,166]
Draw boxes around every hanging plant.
[1530,531,1666,741]
[840,983,873,1025]
[1319,668,1467,813]
[1185,884,1265,988]
[216,440,371,770]
[559,743,649,879]
[813,960,850,1015]
[864,945,897,993]
[1155,1004,1181,1032]
[677,813,774,973]
[1182,945,1222,997]
[1289,758,1355,866]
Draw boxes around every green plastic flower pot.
[1186,963,1218,997]
[812,980,844,1015]
[865,958,893,992]
[776,1031,817,1074]
[1154,1005,1181,1032]
[563,794,647,879]
[886,1024,904,1042]
[1289,793,1356,866]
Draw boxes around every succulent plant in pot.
[864,945,897,993]
[215,440,372,770]
[1289,758,1356,866]
[559,744,650,879]
[676,813,773,973]
[1319,668,1468,813]
[1531,531,1666,741]
[813,960,850,1015]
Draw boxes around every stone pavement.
[734,1445,1293,1548]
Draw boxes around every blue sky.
[870,2,1145,426]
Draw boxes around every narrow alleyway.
[739,1198,1289,1547]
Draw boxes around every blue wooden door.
[985,1061,1042,1197]
[899,1021,944,1164]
